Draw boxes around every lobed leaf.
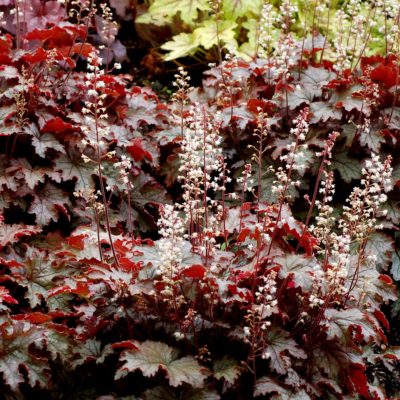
[116,341,208,388]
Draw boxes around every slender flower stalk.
[81,50,120,268]
[267,108,311,257]
[295,131,339,253]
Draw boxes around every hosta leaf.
[213,356,241,386]
[115,341,208,388]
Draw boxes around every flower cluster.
[177,105,225,256]
[272,108,311,202]
[340,153,393,242]
[114,155,133,191]
[156,204,185,280]
[258,3,275,59]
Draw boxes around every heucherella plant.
[1,0,400,399]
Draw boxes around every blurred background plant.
[135,0,399,64]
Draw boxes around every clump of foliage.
[1,1,400,399]
[136,0,400,62]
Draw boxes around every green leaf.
[254,167,299,204]
[358,127,385,152]
[213,356,241,386]
[222,0,262,18]
[193,20,237,50]
[162,33,200,61]
[239,17,281,59]
[143,0,210,25]
[254,377,291,399]
[115,341,208,388]
[341,123,358,147]
[331,150,361,183]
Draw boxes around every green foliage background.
[136,0,388,62]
